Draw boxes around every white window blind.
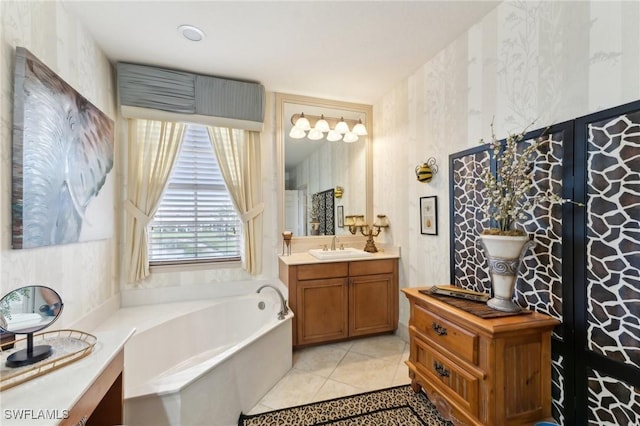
[148,125,241,264]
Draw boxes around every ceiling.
[62,0,500,105]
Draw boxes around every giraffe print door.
[573,101,640,426]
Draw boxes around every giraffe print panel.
[588,368,640,425]
[551,351,566,425]
[516,132,566,337]
[586,112,640,369]
[451,149,492,294]
[451,131,567,335]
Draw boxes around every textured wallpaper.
[0,1,117,327]
[375,0,640,328]
[374,1,640,423]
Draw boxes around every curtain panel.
[207,127,264,275]
[124,119,185,282]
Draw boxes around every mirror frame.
[276,92,373,239]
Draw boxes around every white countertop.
[0,327,135,426]
[279,246,400,266]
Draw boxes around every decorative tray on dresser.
[402,287,560,426]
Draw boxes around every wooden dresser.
[280,257,398,347]
[402,287,559,426]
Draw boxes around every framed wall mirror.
[276,93,372,238]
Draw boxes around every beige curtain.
[207,127,264,275]
[125,119,186,282]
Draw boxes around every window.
[148,125,241,264]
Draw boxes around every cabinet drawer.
[349,259,395,276]
[412,303,478,364]
[297,262,348,280]
[412,336,479,416]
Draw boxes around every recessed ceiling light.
[178,25,205,42]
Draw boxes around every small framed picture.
[337,205,344,227]
[420,196,438,235]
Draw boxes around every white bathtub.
[97,283,293,426]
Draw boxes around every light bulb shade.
[294,113,311,131]
[355,215,366,226]
[327,130,342,142]
[334,118,350,134]
[307,128,324,140]
[344,215,356,226]
[352,120,368,136]
[289,127,306,139]
[343,132,359,143]
[373,214,389,228]
[314,115,330,132]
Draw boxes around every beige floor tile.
[244,402,272,415]
[312,378,363,402]
[349,334,407,362]
[257,368,327,410]
[292,344,348,377]
[247,335,410,415]
[391,362,412,386]
[329,351,398,390]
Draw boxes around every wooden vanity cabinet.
[61,348,124,426]
[402,287,559,426]
[280,258,398,347]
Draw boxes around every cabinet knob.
[433,361,450,377]
[431,321,447,336]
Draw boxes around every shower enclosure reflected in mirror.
[276,93,373,237]
[0,285,64,367]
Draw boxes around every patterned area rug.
[238,385,452,426]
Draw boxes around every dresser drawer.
[412,335,479,416]
[412,302,478,364]
[297,262,348,280]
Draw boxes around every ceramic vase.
[309,221,320,235]
[479,234,535,312]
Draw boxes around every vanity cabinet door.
[349,273,397,336]
[296,277,349,346]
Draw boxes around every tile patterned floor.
[247,334,411,415]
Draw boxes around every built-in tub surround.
[95,283,292,426]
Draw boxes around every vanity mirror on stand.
[0,285,97,392]
[0,285,63,367]
[276,93,373,239]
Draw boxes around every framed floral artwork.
[420,196,437,235]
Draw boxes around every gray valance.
[117,63,265,129]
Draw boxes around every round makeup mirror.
[0,285,64,367]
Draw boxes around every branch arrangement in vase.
[479,120,582,236]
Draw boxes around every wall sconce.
[335,186,343,198]
[344,214,389,253]
[415,157,438,182]
[290,113,368,143]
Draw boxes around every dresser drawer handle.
[433,361,450,377]
[431,322,448,336]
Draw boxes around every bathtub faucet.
[257,284,289,320]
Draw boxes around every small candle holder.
[282,231,292,256]
[344,214,389,253]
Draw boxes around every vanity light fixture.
[291,113,367,143]
[345,214,389,253]
[178,25,206,42]
[352,119,368,136]
[334,117,349,134]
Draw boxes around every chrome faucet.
[331,236,337,251]
[257,284,289,320]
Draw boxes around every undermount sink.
[308,247,373,260]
